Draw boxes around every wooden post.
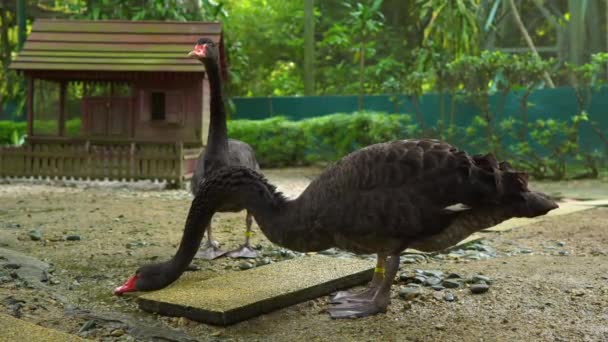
[26,76,34,137]
[58,81,67,137]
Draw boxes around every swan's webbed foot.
[329,286,378,304]
[226,244,258,259]
[331,256,385,304]
[195,240,227,260]
[327,299,387,318]
[327,253,397,319]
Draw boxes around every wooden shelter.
[0,19,227,186]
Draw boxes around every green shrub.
[0,119,82,145]
[228,112,417,167]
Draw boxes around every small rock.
[519,248,533,254]
[185,264,200,272]
[472,275,492,284]
[424,276,442,286]
[412,275,427,284]
[65,235,81,241]
[558,250,569,256]
[435,323,446,331]
[28,230,42,241]
[431,285,444,291]
[399,273,411,282]
[444,292,456,302]
[110,328,125,337]
[177,317,190,327]
[3,263,21,270]
[423,270,444,278]
[401,257,418,264]
[470,283,490,294]
[557,241,566,247]
[399,286,421,300]
[442,279,461,289]
[238,261,254,270]
[446,273,463,279]
[79,320,96,333]
[318,248,337,255]
[256,257,271,266]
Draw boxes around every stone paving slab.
[0,313,86,342]
[138,255,374,325]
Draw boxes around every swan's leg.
[227,211,258,259]
[327,254,400,318]
[195,223,227,259]
[330,254,386,303]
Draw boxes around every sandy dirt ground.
[0,170,607,342]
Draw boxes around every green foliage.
[228,112,416,167]
[0,119,81,145]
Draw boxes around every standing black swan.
[188,38,260,259]
[115,139,557,318]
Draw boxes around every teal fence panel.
[232,86,608,154]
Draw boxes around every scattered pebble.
[423,270,444,278]
[558,250,570,256]
[65,235,81,241]
[401,257,418,264]
[472,275,492,284]
[519,248,533,254]
[470,283,490,294]
[318,248,337,255]
[444,292,456,302]
[110,328,125,337]
[28,230,42,241]
[238,261,254,270]
[399,285,421,300]
[424,276,442,286]
[256,257,271,266]
[557,241,566,247]
[442,279,461,289]
[78,320,96,333]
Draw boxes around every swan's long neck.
[202,58,228,156]
[252,197,331,252]
[165,195,213,279]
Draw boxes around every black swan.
[115,139,558,318]
[188,38,261,259]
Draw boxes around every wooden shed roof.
[10,19,223,73]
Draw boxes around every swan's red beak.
[114,275,138,296]
[187,44,207,58]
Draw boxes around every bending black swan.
[116,139,557,318]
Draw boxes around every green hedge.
[0,119,82,145]
[228,112,417,167]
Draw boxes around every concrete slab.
[137,255,374,325]
[0,313,86,342]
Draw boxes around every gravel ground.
[0,169,607,341]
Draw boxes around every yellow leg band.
[245,231,254,237]
[374,267,385,274]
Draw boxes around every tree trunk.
[303,0,315,95]
[508,0,555,87]
[358,43,365,111]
